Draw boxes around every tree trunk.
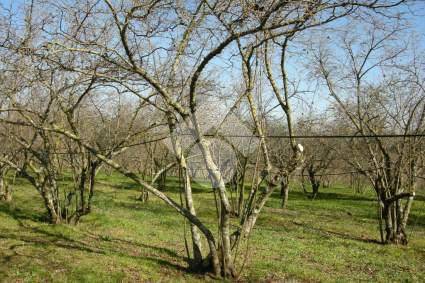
[41,187,62,224]
[78,165,88,215]
[237,178,245,217]
[301,168,308,194]
[396,194,414,244]
[86,161,98,212]
[381,199,411,245]
[311,183,320,199]
[237,182,278,243]
[307,166,320,199]
[0,174,12,202]
[156,169,167,191]
[383,202,396,243]
[280,177,289,208]
[181,166,203,267]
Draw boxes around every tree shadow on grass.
[0,201,194,276]
[164,183,211,194]
[111,200,181,218]
[0,223,191,275]
[0,202,47,223]
[271,190,374,202]
[309,191,374,202]
[407,213,425,227]
[414,195,425,202]
[97,179,212,195]
[290,220,382,244]
[97,180,141,191]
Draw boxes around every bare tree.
[315,19,424,244]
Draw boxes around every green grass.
[0,173,424,282]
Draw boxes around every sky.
[0,0,424,122]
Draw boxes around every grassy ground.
[0,173,424,282]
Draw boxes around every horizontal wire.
[185,133,425,139]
